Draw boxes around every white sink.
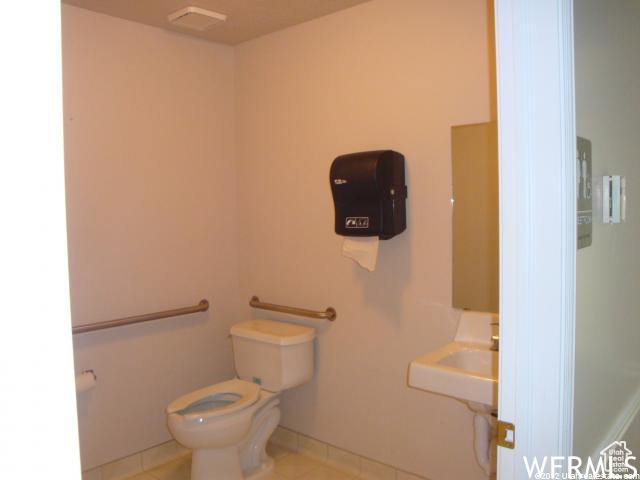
[439,346,496,374]
[408,311,498,407]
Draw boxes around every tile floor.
[125,444,357,480]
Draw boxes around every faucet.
[490,322,499,351]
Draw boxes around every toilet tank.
[230,319,315,392]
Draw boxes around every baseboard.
[83,425,433,480]
[271,425,430,480]
[81,440,189,480]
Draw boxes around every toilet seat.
[167,379,260,420]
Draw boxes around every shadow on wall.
[355,230,412,321]
[354,161,412,322]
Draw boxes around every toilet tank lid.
[231,319,315,346]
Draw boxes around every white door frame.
[495,0,576,477]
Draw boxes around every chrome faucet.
[490,322,499,351]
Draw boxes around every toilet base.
[239,395,280,478]
[244,457,274,480]
[192,446,243,480]
[185,393,281,480]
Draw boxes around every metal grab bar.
[249,296,336,321]
[72,299,210,334]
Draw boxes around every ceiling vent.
[167,6,227,31]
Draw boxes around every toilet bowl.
[166,319,315,480]
[167,378,280,480]
[167,379,261,449]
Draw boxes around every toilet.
[166,319,315,480]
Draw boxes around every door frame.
[494,0,576,477]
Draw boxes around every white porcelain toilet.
[166,319,315,480]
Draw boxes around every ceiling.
[62,0,372,45]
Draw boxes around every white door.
[0,3,81,478]
[494,0,576,478]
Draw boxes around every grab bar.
[249,296,336,321]
[72,299,210,334]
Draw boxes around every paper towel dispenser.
[330,150,407,239]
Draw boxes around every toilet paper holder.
[75,369,97,393]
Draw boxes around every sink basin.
[439,347,496,376]
[408,311,498,407]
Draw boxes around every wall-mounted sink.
[408,311,498,408]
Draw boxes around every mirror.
[451,122,499,313]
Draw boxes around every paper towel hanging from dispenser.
[330,150,407,240]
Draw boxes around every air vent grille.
[167,7,227,31]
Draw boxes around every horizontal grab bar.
[249,296,336,321]
[72,299,210,334]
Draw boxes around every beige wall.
[62,5,240,468]
[623,414,640,455]
[235,1,493,478]
[574,0,640,459]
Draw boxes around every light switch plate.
[603,175,625,224]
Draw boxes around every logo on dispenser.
[333,178,348,185]
[345,217,369,228]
